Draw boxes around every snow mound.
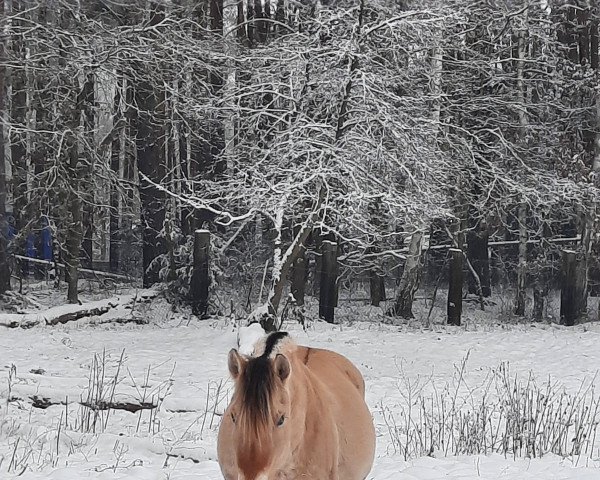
[237,322,266,356]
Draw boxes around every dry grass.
[380,354,600,462]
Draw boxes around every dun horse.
[218,331,375,480]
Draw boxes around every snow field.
[0,302,600,478]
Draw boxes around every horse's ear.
[274,354,291,383]
[228,349,243,379]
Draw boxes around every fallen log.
[12,395,157,413]
[80,399,156,413]
[0,290,159,328]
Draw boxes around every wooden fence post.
[369,271,386,307]
[447,248,463,326]
[560,249,579,326]
[319,240,338,323]
[191,229,210,317]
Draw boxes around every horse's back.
[294,346,375,480]
[298,346,366,395]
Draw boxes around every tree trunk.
[81,71,94,268]
[61,28,92,304]
[109,74,125,273]
[0,7,9,294]
[589,13,600,298]
[267,211,315,315]
[591,5,599,71]
[135,80,166,288]
[133,7,167,287]
[65,136,83,304]
[180,69,196,237]
[567,4,579,64]
[290,223,307,306]
[577,204,592,316]
[251,207,317,331]
[467,217,491,297]
[210,0,223,32]
[447,248,463,326]
[10,32,27,269]
[532,279,548,321]
[514,202,528,316]
[93,67,114,270]
[532,223,550,322]
[191,229,210,316]
[513,7,529,316]
[391,230,423,318]
[223,0,237,173]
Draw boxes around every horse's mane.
[238,332,289,439]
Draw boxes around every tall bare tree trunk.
[391,230,423,318]
[223,0,237,173]
[0,3,10,294]
[93,66,114,270]
[514,7,529,316]
[63,65,92,304]
[135,79,166,287]
[110,73,125,272]
[10,3,27,270]
[588,5,600,303]
[81,71,94,268]
[65,135,83,304]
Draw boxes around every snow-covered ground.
[1,289,600,479]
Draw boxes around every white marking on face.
[238,474,268,480]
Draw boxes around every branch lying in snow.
[0,290,159,328]
[25,395,157,412]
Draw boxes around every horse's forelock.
[238,355,275,443]
[235,332,291,452]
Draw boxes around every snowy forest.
[2,2,600,479]
[0,0,599,328]
[1,0,599,327]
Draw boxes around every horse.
[217,331,376,480]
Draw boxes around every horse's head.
[226,347,293,480]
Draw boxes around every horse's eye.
[231,413,236,424]
[277,415,285,427]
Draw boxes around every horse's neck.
[290,351,333,429]
[287,353,340,475]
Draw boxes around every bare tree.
[0,0,9,294]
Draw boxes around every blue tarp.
[40,216,52,261]
[9,215,53,263]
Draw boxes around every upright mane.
[238,332,289,437]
